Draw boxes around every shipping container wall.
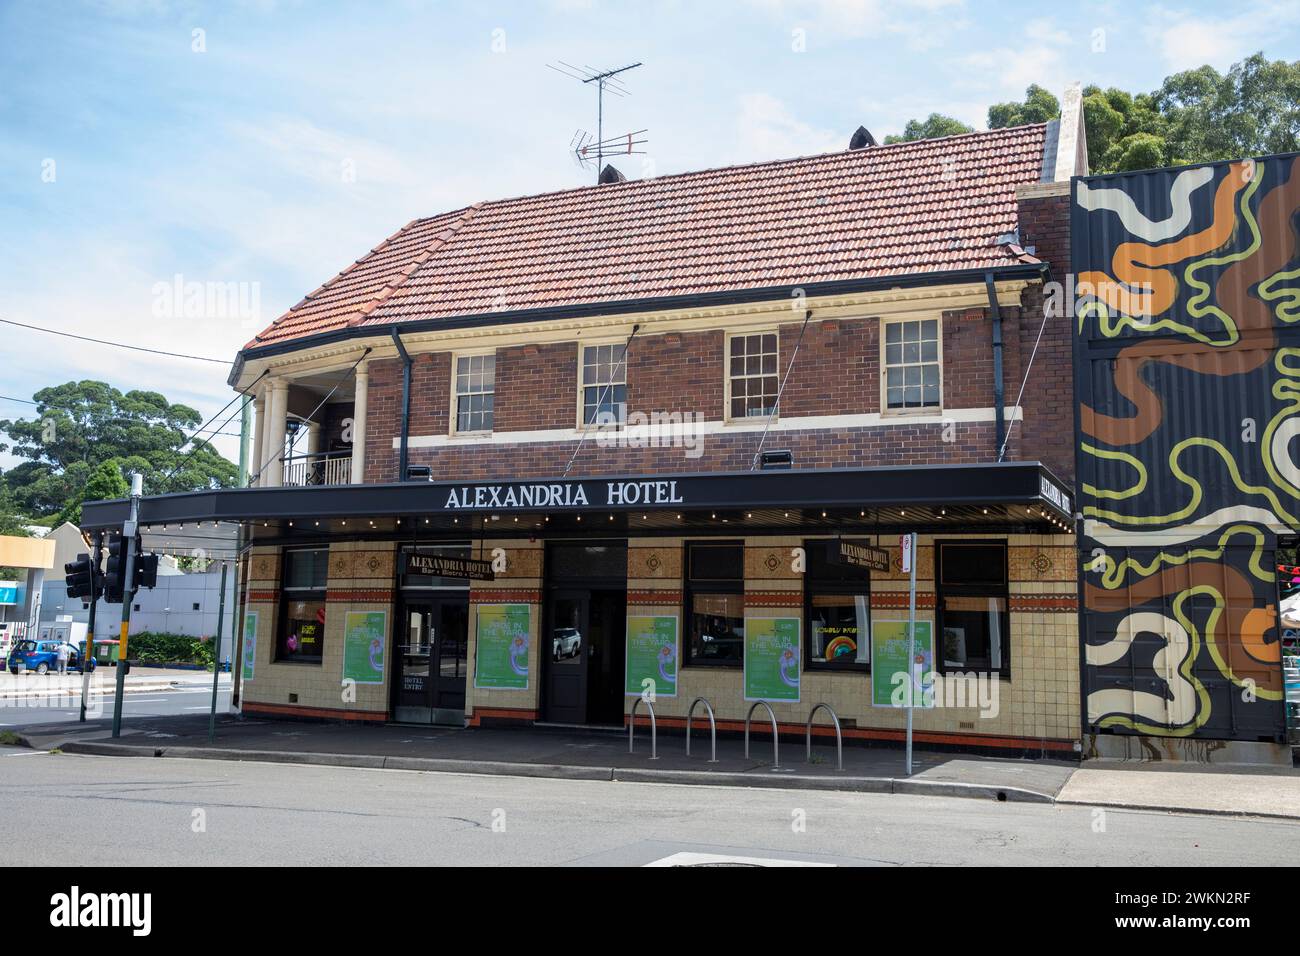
[1072,154,1300,743]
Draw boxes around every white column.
[350,363,368,484]
[263,379,289,488]
[306,420,321,458]
[250,395,266,486]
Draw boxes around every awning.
[80,462,1074,540]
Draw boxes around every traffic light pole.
[79,531,102,723]
[207,560,228,742]
[110,473,143,739]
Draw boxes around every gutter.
[984,271,1006,457]
[391,329,413,482]
[228,262,1048,387]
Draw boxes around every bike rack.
[628,697,658,759]
[744,700,779,768]
[685,697,718,763]
[805,702,844,771]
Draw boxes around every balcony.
[282,452,352,487]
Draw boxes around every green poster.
[624,615,678,698]
[743,616,800,703]
[342,610,386,685]
[474,604,531,690]
[241,611,258,681]
[870,620,935,708]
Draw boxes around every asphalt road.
[1,752,1295,866]
[0,685,231,726]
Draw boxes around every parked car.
[7,640,96,675]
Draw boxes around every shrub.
[127,632,216,668]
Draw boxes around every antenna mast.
[547,60,645,182]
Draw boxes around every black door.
[542,588,626,725]
[394,597,468,724]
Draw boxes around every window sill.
[880,406,944,418]
[271,657,324,666]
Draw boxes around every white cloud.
[733,92,845,159]
[1146,2,1300,71]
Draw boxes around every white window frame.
[576,340,629,430]
[879,315,943,415]
[724,329,780,423]
[449,350,496,435]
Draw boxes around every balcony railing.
[282,452,351,487]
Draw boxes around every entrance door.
[542,588,626,725]
[394,597,468,724]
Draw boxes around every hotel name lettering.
[442,480,685,511]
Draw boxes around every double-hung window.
[454,354,495,433]
[883,318,940,410]
[581,343,627,426]
[728,332,778,419]
[277,548,328,663]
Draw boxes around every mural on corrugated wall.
[1073,154,1298,742]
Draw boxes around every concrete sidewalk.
[17,712,1076,803]
[1058,765,1300,822]
[0,667,229,699]
[11,712,1297,820]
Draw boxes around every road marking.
[643,852,834,867]
[3,749,49,757]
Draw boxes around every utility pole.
[208,560,228,742]
[79,531,102,722]
[111,472,143,739]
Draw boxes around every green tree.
[0,380,237,519]
[57,459,130,526]
[988,84,1060,129]
[883,113,974,144]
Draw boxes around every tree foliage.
[0,380,238,521]
[887,53,1300,174]
[883,113,974,144]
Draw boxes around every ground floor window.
[935,540,1009,675]
[685,542,744,666]
[277,547,328,663]
[804,539,870,669]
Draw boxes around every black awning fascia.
[80,461,1073,530]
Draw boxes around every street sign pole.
[903,532,917,776]
[208,560,228,743]
[110,473,143,739]
[79,531,102,723]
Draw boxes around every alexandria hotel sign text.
[442,480,685,511]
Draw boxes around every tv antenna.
[547,61,647,182]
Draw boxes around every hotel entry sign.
[474,604,531,690]
[624,615,678,698]
[743,617,801,703]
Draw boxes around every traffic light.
[104,533,129,604]
[135,552,159,590]
[64,553,99,603]
[103,533,160,602]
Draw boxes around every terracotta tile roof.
[247,123,1047,350]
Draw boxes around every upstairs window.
[454,354,495,433]
[728,332,778,419]
[581,343,627,426]
[883,318,940,410]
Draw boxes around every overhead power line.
[0,317,231,365]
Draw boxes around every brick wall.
[1016,188,1074,483]
[353,191,1076,486]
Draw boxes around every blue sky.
[2,0,1298,470]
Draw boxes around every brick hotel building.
[84,93,1088,756]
